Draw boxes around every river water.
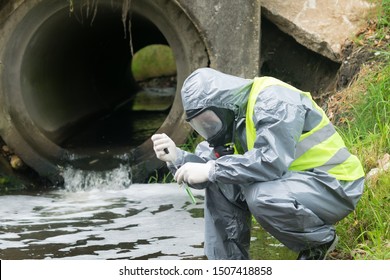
[0,165,206,260]
[0,165,296,260]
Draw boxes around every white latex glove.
[174,162,212,185]
[151,133,178,163]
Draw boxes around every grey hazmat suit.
[168,68,365,259]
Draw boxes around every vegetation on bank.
[324,0,389,259]
[329,63,389,259]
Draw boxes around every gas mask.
[186,107,236,158]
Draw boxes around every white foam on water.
[61,164,132,192]
[0,180,206,260]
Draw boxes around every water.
[0,165,296,260]
[0,165,206,260]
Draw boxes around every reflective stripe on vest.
[245,77,365,181]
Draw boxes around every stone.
[10,155,23,170]
[366,153,390,181]
[261,0,376,61]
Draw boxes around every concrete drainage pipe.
[0,0,209,184]
[0,0,261,185]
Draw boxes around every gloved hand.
[151,133,178,163]
[174,162,213,185]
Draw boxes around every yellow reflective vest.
[245,77,365,181]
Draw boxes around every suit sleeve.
[209,89,306,184]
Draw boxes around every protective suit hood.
[181,68,253,118]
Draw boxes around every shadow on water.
[0,165,296,260]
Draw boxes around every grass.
[327,0,390,259]
[331,63,390,259]
[334,62,389,169]
[335,173,390,259]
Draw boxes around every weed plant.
[335,62,389,259]
[333,0,389,259]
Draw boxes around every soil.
[335,19,389,90]
[326,18,389,124]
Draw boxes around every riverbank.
[326,0,389,258]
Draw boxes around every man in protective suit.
[151,68,365,260]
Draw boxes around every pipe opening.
[1,0,208,182]
[21,3,176,155]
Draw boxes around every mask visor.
[189,110,223,140]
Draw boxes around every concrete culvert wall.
[0,0,261,185]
